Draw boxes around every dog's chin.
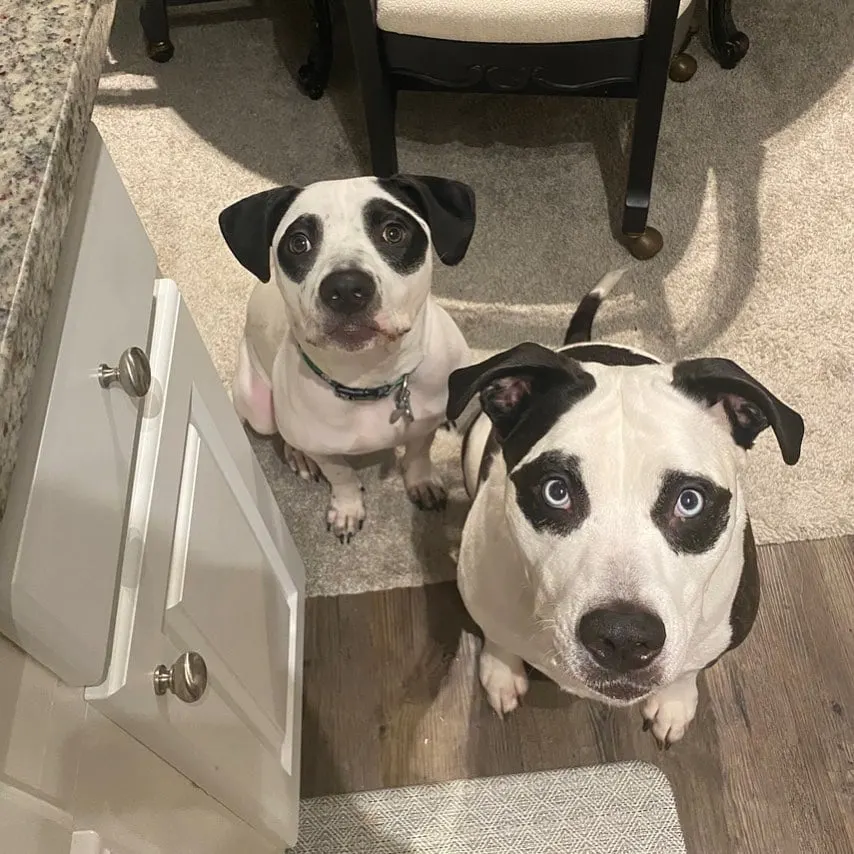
[561,657,660,706]
[309,319,412,352]
[582,676,655,706]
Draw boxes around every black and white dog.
[447,271,804,747]
[219,176,475,541]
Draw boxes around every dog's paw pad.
[283,443,322,482]
[641,689,698,748]
[326,494,366,543]
[406,477,448,511]
[480,652,529,718]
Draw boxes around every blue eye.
[675,488,705,518]
[542,477,571,509]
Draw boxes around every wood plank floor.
[301,536,854,854]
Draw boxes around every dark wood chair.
[337,0,749,260]
[139,0,335,99]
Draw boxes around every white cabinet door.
[0,125,156,687]
[87,280,305,848]
[0,782,73,854]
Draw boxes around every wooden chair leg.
[708,0,749,69]
[140,0,174,63]
[621,0,683,259]
[670,2,699,82]
[298,0,335,100]
[343,0,399,175]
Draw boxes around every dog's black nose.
[578,604,666,673]
[318,270,376,316]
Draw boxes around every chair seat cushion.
[376,0,694,44]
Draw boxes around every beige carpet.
[94,0,854,596]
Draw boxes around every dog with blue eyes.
[447,270,805,747]
[219,175,475,542]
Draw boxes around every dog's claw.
[643,716,673,751]
[407,480,448,512]
[282,442,322,482]
[641,677,698,750]
[326,492,366,542]
[479,646,529,717]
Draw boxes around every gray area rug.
[292,763,687,853]
[94,0,854,596]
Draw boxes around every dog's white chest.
[275,371,444,456]
[272,303,470,457]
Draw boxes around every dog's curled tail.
[563,268,628,346]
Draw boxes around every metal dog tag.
[390,375,414,424]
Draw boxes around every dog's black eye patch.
[363,198,428,276]
[277,214,322,283]
[651,470,732,555]
[510,451,591,536]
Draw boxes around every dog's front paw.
[479,645,529,718]
[405,473,447,511]
[283,441,322,482]
[641,674,699,749]
[326,491,366,544]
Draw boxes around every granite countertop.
[0,0,116,520]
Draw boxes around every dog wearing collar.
[220,175,476,541]
[447,270,805,747]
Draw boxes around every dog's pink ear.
[219,186,302,282]
[482,376,532,414]
[447,343,594,443]
[672,358,804,464]
[380,175,476,266]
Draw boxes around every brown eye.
[288,233,311,254]
[382,223,405,244]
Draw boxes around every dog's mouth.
[576,661,662,705]
[310,315,412,352]
[544,644,660,705]
[583,676,653,704]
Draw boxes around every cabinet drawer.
[0,124,156,687]
[88,280,305,848]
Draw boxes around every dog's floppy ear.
[380,174,476,266]
[447,343,595,442]
[218,186,302,282]
[672,358,804,464]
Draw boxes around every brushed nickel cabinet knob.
[153,652,208,703]
[98,346,151,397]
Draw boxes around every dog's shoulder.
[721,518,761,656]
[703,518,761,671]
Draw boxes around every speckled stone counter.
[0,0,116,519]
